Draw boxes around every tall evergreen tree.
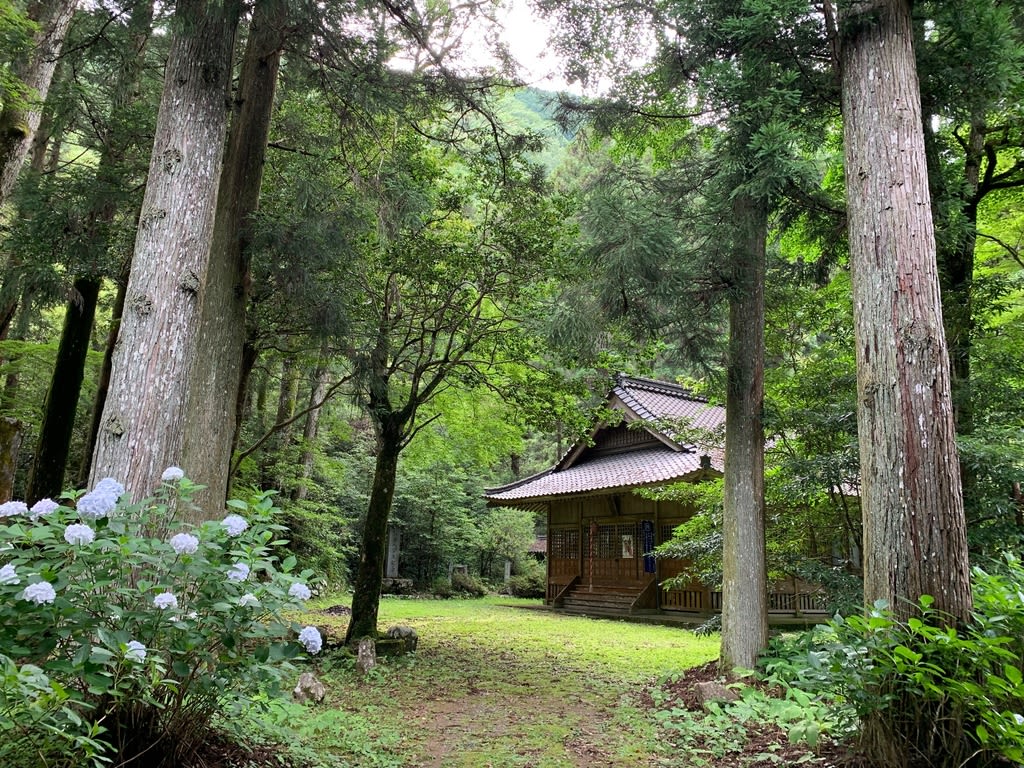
[89,1,243,496]
[838,0,972,762]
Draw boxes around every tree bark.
[345,418,404,644]
[32,0,154,499]
[26,276,99,501]
[182,0,287,510]
[0,417,23,502]
[0,0,77,206]
[840,0,971,624]
[840,1,973,763]
[719,191,768,672]
[89,1,242,499]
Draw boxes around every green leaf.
[281,555,296,573]
[226,499,248,510]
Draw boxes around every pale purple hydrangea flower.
[22,581,56,604]
[94,477,125,497]
[221,514,248,537]
[288,582,312,601]
[0,500,27,518]
[125,640,147,663]
[238,593,259,607]
[169,532,199,555]
[161,466,185,483]
[0,563,19,585]
[227,562,250,583]
[29,498,59,519]
[298,626,322,654]
[64,523,95,546]
[153,591,178,610]
[77,490,117,520]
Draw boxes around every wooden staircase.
[558,584,648,617]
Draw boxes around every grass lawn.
[260,595,719,768]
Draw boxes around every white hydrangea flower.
[1015,713,1024,726]
[221,514,248,537]
[64,523,95,546]
[169,532,199,555]
[77,490,117,520]
[29,498,59,519]
[238,593,259,607]
[0,500,28,518]
[298,626,322,654]
[125,640,147,663]
[161,466,185,483]
[22,581,56,604]
[153,591,178,610]
[288,582,312,601]
[93,477,125,497]
[0,563,19,585]
[227,562,250,583]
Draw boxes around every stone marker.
[292,672,326,704]
[385,624,418,653]
[356,636,376,675]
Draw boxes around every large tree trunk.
[26,276,99,501]
[719,191,768,672]
[839,1,973,764]
[182,0,287,511]
[345,417,404,644]
[89,1,242,498]
[31,0,154,500]
[0,0,77,206]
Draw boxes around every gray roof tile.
[486,376,725,503]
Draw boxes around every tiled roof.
[611,375,724,437]
[485,446,719,502]
[485,375,725,505]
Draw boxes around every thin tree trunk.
[0,417,23,502]
[26,276,99,501]
[77,268,127,486]
[89,0,242,499]
[719,191,768,672]
[292,348,330,501]
[264,353,300,489]
[182,0,287,510]
[840,1,972,763]
[0,0,77,205]
[346,418,404,644]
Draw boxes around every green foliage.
[450,570,488,597]
[0,478,322,766]
[501,559,547,598]
[759,553,1024,766]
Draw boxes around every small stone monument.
[356,636,376,675]
[292,672,327,704]
[385,624,419,653]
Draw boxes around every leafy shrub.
[759,553,1024,765]
[0,473,323,767]
[501,561,546,598]
[450,571,488,597]
[430,576,454,598]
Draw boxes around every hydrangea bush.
[0,472,322,767]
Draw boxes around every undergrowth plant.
[0,471,323,767]
[759,552,1024,766]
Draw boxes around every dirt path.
[320,600,718,767]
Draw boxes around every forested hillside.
[0,1,1022,766]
